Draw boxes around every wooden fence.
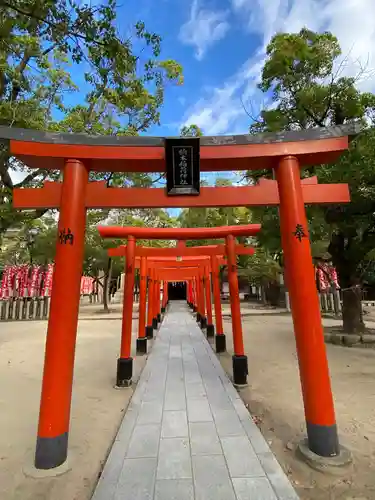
[0,297,50,321]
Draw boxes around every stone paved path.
[92,302,299,500]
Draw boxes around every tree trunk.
[103,258,112,313]
[134,270,139,302]
[328,233,365,334]
[260,281,267,304]
[265,281,281,307]
[219,267,224,293]
[342,286,364,333]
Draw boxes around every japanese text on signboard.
[165,137,200,196]
[173,146,193,187]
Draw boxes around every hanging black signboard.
[165,137,200,196]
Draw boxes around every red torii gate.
[109,242,255,351]
[126,256,219,355]
[146,259,213,329]
[136,255,227,333]
[154,265,212,331]
[6,124,355,470]
[102,225,261,388]
[145,260,218,334]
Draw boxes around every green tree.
[249,28,375,332]
[0,206,178,310]
[251,29,374,133]
[89,208,178,310]
[0,0,183,240]
[237,247,283,306]
[178,178,252,246]
[0,217,57,266]
[180,124,203,137]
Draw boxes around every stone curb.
[324,332,375,347]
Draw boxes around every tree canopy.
[180,124,203,137]
[0,0,183,239]
[251,29,375,133]
[178,178,252,246]
[4,17,375,332]
[249,27,375,332]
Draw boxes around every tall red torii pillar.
[7,124,355,469]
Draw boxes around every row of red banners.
[0,262,339,299]
[0,265,95,299]
[316,264,340,292]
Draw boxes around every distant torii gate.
[109,242,255,353]
[6,124,355,469]
[145,260,216,339]
[146,259,213,331]
[101,225,261,388]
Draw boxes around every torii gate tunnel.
[107,239,256,367]
[108,241,254,347]
[6,124,355,470]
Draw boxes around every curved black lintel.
[0,123,361,148]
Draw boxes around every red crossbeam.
[155,269,200,279]
[108,244,254,258]
[133,257,227,268]
[10,136,349,172]
[99,224,261,240]
[13,178,350,210]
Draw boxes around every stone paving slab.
[92,302,299,500]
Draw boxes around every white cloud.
[182,0,375,134]
[233,0,375,88]
[181,52,265,135]
[179,0,230,60]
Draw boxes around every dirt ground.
[219,307,375,500]
[2,301,375,500]
[0,311,146,500]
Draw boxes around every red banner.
[0,264,93,299]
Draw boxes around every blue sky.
[108,0,265,138]
[112,0,375,190]
[11,0,375,191]
[71,0,375,141]
[122,0,375,140]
